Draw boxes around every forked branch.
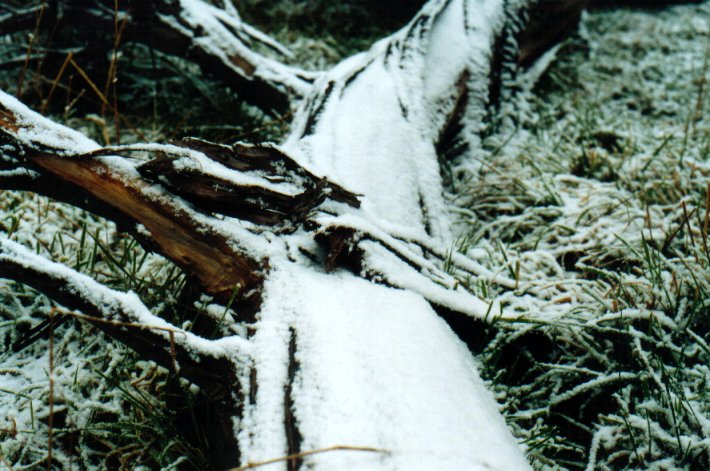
[0,90,359,306]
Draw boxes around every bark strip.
[284,327,303,471]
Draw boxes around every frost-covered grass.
[450,4,710,469]
[0,193,216,468]
[0,35,280,146]
[0,1,708,470]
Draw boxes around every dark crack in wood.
[284,327,303,471]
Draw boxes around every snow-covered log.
[0,0,591,468]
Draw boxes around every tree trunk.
[0,0,590,468]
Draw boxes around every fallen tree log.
[0,0,591,468]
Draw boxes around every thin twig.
[69,57,109,107]
[230,445,387,471]
[46,308,54,471]
[102,0,128,143]
[0,453,14,471]
[703,182,709,236]
[40,52,73,115]
[17,0,46,97]
[168,331,178,373]
[67,57,146,141]
[53,306,187,336]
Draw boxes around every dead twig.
[230,445,387,471]
[17,0,46,97]
[46,307,55,471]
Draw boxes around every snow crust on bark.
[162,0,318,100]
[0,236,252,361]
[0,91,100,154]
[237,0,533,467]
[283,0,510,242]
[243,262,531,470]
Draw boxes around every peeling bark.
[0,97,361,306]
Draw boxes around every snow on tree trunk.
[0,0,589,468]
[244,264,530,469]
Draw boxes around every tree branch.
[4,0,317,113]
[0,89,361,306]
[0,235,246,393]
[128,0,318,111]
[516,0,588,68]
[0,234,248,467]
